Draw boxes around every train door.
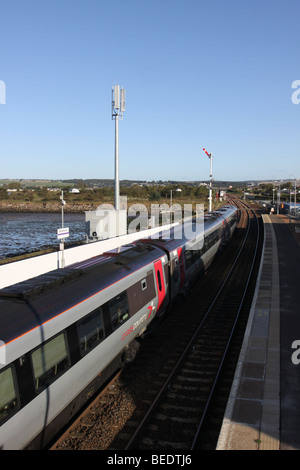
[154,259,166,313]
[177,247,185,290]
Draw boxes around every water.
[0,213,86,259]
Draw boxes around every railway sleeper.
[154,412,199,424]
[166,391,207,403]
[170,383,210,393]
[139,435,192,450]
[175,374,213,383]
[68,431,86,439]
[189,349,224,359]
[80,419,95,428]
[157,440,191,450]
[159,402,201,414]
[177,368,216,377]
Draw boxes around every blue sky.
[0,0,299,182]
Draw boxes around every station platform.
[217,213,300,450]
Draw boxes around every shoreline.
[0,200,205,214]
[0,201,96,213]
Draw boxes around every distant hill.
[61,179,256,188]
[1,178,286,189]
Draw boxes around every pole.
[115,114,120,211]
[203,148,214,213]
[61,190,64,229]
[209,153,213,212]
[112,85,125,212]
[61,190,65,268]
[277,181,281,215]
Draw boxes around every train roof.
[0,243,165,345]
[0,206,238,345]
[139,205,237,252]
[0,244,161,300]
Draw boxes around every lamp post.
[289,187,292,223]
[277,181,281,215]
[203,148,213,212]
[58,190,68,268]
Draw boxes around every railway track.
[50,199,263,450]
[123,206,260,450]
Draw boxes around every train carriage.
[0,243,168,449]
[0,204,238,450]
[140,205,238,297]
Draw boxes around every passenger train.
[0,205,238,449]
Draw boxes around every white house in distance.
[69,188,80,194]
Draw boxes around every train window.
[203,236,209,251]
[172,258,179,283]
[0,366,19,425]
[185,250,193,269]
[109,291,129,331]
[31,333,70,393]
[157,269,162,292]
[203,229,219,253]
[77,308,105,356]
[186,249,200,268]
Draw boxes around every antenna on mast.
[112,85,126,210]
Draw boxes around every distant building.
[69,188,80,194]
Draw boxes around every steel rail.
[125,208,254,450]
[190,209,260,449]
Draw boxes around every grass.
[0,180,231,213]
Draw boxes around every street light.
[203,148,214,212]
[58,190,68,268]
[272,181,276,205]
[277,180,281,215]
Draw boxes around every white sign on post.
[57,227,69,239]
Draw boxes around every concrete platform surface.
[217,214,300,450]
